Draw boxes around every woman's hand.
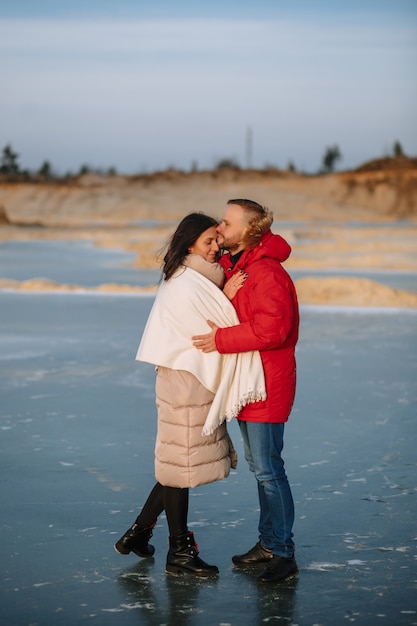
[223,270,247,300]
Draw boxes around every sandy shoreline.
[1,220,416,309]
[1,241,416,308]
[1,164,416,308]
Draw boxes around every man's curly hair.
[227,198,273,248]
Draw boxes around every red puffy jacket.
[216,229,299,423]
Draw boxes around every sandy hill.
[0,157,416,308]
[0,157,416,227]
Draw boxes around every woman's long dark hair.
[162,212,218,281]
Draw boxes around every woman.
[114,213,266,577]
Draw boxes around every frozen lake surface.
[1,240,417,292]
[0,240,161,287]
[1,289,416,625]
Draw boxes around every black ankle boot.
[166,531,219,577]
[114,520,156,557]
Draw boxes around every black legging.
[135,482,189,537]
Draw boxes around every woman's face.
[189,226,219,263]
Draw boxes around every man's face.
[216,204,248,253]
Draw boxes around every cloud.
[0,15,416,172]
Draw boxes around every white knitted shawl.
[136,254,266,435]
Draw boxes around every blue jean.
[238,420,295,558]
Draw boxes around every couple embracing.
[114,198,299,584]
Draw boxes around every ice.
[1,249,416,624]
[306,562,346,571]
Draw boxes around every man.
[192,199,299,583]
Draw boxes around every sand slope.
[1,276,416,310]
[1,160,416,308]
[1,164,417,227]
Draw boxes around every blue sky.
[1,1,416,174]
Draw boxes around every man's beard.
[219,236,241,253]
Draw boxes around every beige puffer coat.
[155,366,235,488]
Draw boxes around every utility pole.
[246,126,253,169]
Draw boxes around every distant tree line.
[0,140,407,182]
[0,144,119,182]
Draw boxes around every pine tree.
[0,144,20,175]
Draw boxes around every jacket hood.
[255,229,291,263]
[218,229,291,272]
